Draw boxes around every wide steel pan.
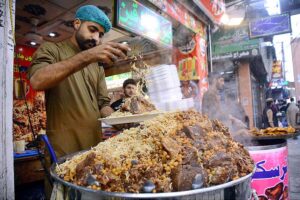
[50,152,255,200]
[251,130,300,140]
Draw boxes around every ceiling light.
[48,32,56,37]
[221,4,245,26]
[30,41,37,46]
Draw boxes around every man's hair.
[290,97,294,102]
[208,72,223,85]
[266,101,273,107]
[123,78,136,88]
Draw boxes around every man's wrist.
[80,49,95,64]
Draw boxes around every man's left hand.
[100,106,114,118]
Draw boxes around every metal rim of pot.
[246,140,287,151]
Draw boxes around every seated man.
[111,78,137,111]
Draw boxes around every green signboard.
[116,0,172,47]
[212,25,261,60]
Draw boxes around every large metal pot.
[50,153,255,200]
[246,139,288,199]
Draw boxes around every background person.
[287,97,299,128]
[111,78,137,111]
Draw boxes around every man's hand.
[229,115,247,129]
[86,42,131,66]
[100,106,114,118]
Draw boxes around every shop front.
[1,0,214,198]
[3,1,293,200]
[211,23,273,129]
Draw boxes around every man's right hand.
[86,42,131,66]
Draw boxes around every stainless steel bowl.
[50,153,255,200]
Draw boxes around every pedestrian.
[263,98,278,128]
[286,97,299,128]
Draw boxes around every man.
[111,78,137,111]
[28,5,131,158]
[286,97,299,128]
[202,73,247,136]
[263,98,278,128]
[202,73,226,121]
[224,92,249,129]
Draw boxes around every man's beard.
[75,31,96,50]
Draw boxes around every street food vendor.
[28,5,131,158]
[202,73,247,131]
[111,78,137,111]
[202,73,226,121]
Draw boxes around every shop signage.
[147,0,205,34]
[212,25,261,60]
[249,13,291,39]
[272,61,283,79]
[174,33,208,105]
[193,0,225,24]
[13,45,46,142]
[213,48,260,60]
[116,0,172,47]
[249,146,288,199]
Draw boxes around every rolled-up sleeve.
[27,42,58,79]
[97,67,111,109]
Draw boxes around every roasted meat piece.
[182,146,199,166]
[209,166,233,185]
[208,152,232,167]
[162,137,181,158]
[75,152,96,180]
[172,165,206,191]
[121,96,156,114]
[183,125,206,140]
[265,182,284,200]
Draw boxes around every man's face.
[74,20,105,50]
[216,77,225,90]
[124,84,136,98]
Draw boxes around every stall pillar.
[0,0,16,199]
[291,38,300,101]
[238,61,254,128]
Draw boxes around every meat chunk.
[172,165,206,191]
[182,146,199,166]
[162,137,181,158]
[265,182,283,200]
[75,153,96,179]
[208,152,232,167]
[121,96,156,114]
[212,120,230,136]
[209,166,233,185]
[183,125,206,140]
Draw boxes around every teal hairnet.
[75,5,112,33]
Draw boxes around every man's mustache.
[85,39,96,47]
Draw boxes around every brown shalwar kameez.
[28,39,110,158]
